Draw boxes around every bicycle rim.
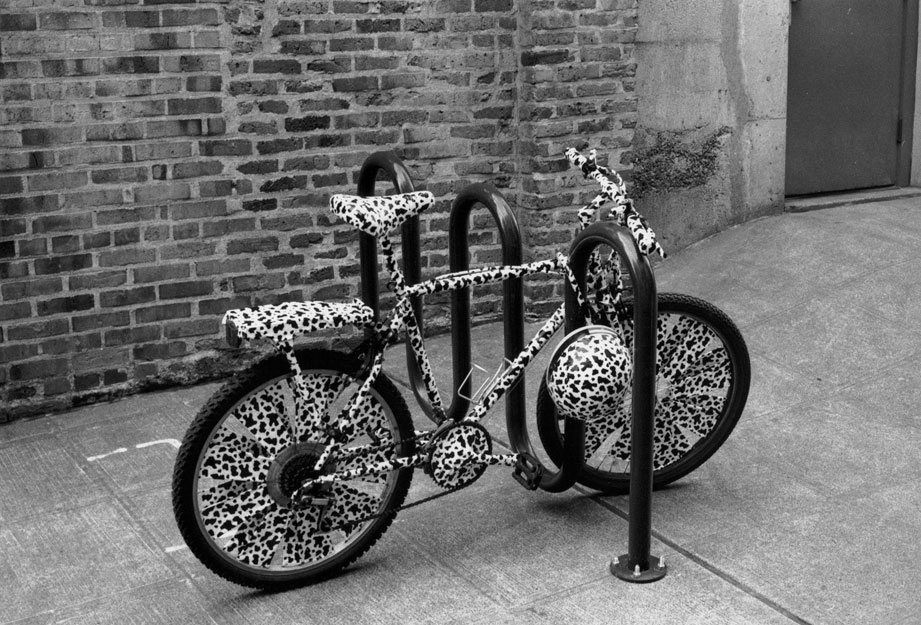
[174,350,413,588]
[537,293,750,492]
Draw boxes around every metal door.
[785,0,911,196]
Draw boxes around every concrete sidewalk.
[2,194,921,624]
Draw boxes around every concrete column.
[634,0,789,251]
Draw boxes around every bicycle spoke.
[200,479,259,509]
[291,372,350,441]
[201,488,276,537]
[659,318,713,383]
[200,428,270,481]
[586,425,628,467]
[654,315,680,367]
[673,348,731,394]
[233,382,294,457]
[652,414,693,469]
[620,318,634,350]
[334,392,388,447]
[593,390,724,474]
[327,483,380,529]
[225,505,291,567]
[584,405,629,458]
[282,507,335,566]
[620,313,680,366]
[662,394,723,438]
[337,444,395,484]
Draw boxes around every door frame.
[784,0,920,193]
[898,0,920,186]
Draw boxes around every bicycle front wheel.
[536,293,750,493]
[172,348,414,589]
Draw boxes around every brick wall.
[0,0,637,421]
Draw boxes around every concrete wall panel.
[637,42,733,129]
[741,118,787,218]
[636,0,723,42]
[634,0,788,250]
[738,1,789,120]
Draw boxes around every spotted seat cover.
[329,191,435,237]
[223,300,374,346]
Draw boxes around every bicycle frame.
[186,148,671,586]
[293,232,648,500]
[291,150,665,497]
[296,239,591,492]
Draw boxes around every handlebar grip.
[565,147,592,174]
[566,148,625,200]
[565,147,667,259]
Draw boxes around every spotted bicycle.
[171,148,751,589]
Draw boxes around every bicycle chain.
[316,428,476,533]
[321,479,471,533]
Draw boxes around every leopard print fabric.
[223,300,375,347]
[585,311,731,470]
[405,256,566,298]
[329,191,435,237]
[565,147,667,259]
[465,305,566,423]
[426,422,491,489]
[545,326,632,423]
[194,364,409,568]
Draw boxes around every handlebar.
[566,147,628,204]
[565,148,667,259]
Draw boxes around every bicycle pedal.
[512,453,542,491]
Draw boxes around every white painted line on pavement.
[86,438,182,462]
[86,448,128,462]
[136,438,181,450]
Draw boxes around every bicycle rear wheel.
[172,348,414,589]
[536,293,750,493]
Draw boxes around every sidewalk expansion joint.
[588,492,817,625]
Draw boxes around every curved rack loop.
[566,221,665,582]
[448,183,523,424]
[448,183,583,493]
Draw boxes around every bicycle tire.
[536,293,750,493]
[172,348,414,589]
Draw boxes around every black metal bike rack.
[447,183,523,423]
[357,155,664,581]
[356,151,435,420]
[567,222,666,583]
[448,183,584,493]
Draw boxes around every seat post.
[356,152,417,324]
[377,234,408,297]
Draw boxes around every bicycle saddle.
[329,191,435,237]
[223,299,375,348]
